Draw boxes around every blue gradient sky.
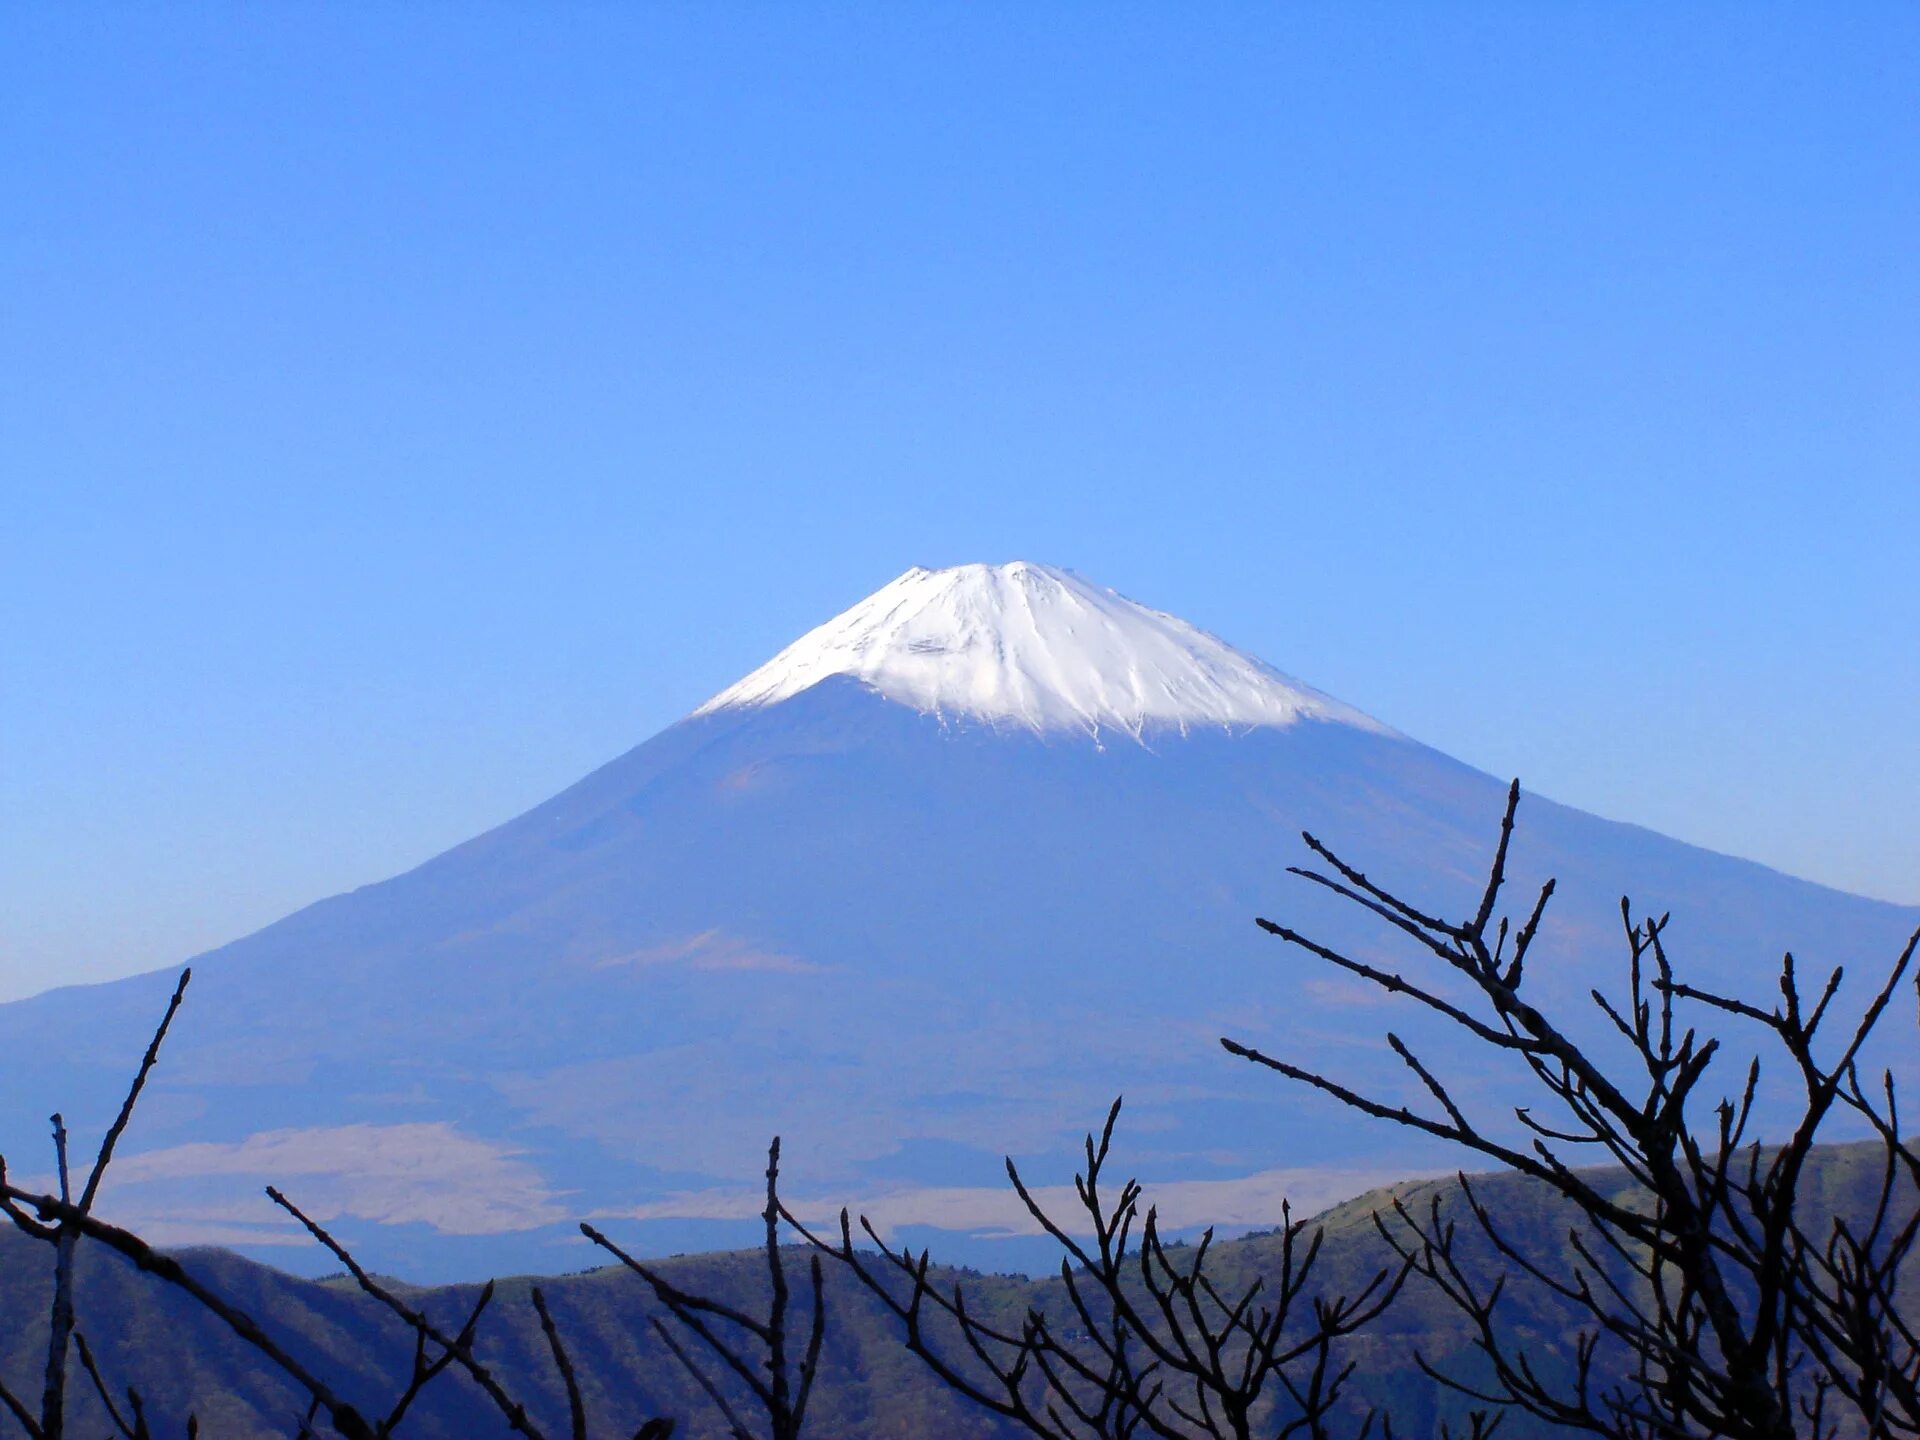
[5,4,1917,998]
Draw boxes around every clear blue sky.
[5,4,1916,1000]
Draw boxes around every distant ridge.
[0,1143,1900,1436]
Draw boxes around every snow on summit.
[696,562,1386,740]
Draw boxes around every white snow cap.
[696,562,1388,742]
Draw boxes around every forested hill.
[3,1142,1910,1438]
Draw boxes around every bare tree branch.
[1225,780,1920,1440]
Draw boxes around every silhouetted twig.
[584,1137,822,1440]
[1226,779,1920,1440]
[786,1098,1401,1440]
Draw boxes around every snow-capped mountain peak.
[694,562,1386,740]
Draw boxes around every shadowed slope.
[1,1144,1910,1439]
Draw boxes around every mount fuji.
[4,562,1914,1279]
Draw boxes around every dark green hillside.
[2,1142,1909,1437]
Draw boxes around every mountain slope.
[0,564,1912,1280]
